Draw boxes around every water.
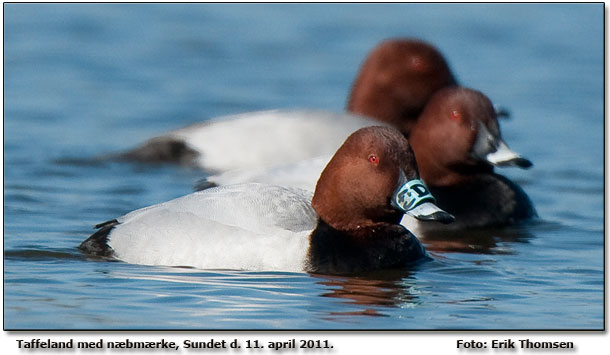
[3,3,603,330]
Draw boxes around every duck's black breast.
[429,173,536,229]
[78,219,119,257]
[305,220,428,275]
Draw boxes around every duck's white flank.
[167,110,378,171]
[108,184,317,272]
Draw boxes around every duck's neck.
[305,219,426,275]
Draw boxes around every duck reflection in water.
[419,222,536,255]
[311,269,419,318]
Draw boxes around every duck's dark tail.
[112,137,200,165]
[78,219,119,257]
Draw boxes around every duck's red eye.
[368,154,379,165]
[450,110,461,122]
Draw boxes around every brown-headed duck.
[81,126,453,274]
[206,87,535,231]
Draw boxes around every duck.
[204,87,535,230]
[80,126,454,274]
[116,38,457,171]
[405,86,536,231]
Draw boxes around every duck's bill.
[406,201,455,224]
[392,179,454,224]
[485,140,533,169]
[494,105,511,119]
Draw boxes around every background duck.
[114,38,458,171]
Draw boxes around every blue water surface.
[3,3,604,329]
